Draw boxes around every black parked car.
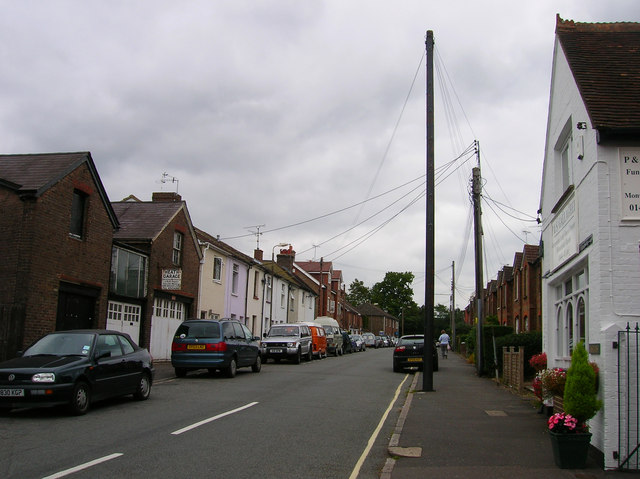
[392,335,439,372]
[171,319,261,378]
[0,330,154,415]
[341,331,353,354]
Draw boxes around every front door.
[56,291,95,331]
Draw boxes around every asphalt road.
[0,347,408,479]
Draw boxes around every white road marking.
[348,374,409,479]
[41,453,123,479]
[171,401,259,435]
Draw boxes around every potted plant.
[548,342,602,469]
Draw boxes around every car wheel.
[393,361,402,373]
[175,368,187,378]
[225,358,237,378]
[69,381,90,415]
[293,348,302,364]
[133,373,151,401]
[306,347,312,362]
[251,354,262,373]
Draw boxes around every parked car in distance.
[171,319,261,378]
[0,330,154,415]
[362,332,376,348]
[375,336,384,348]
[261,323,313,364]
[393,334,439,373]
[351,334,365,352]
[302,323,327,359]
[309,316,343,356]
[341,331,353,354]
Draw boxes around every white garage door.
[150,298,186,360]
[107,301,141,344]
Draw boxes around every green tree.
[345,279,371,306]
[370,272,416,318]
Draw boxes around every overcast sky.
[2,1,638,309]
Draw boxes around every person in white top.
[438,330,450,358]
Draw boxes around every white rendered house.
[539,16,640,469]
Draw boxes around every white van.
[303,316,343,356]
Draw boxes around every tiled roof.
[522,244,540,264]
[513,252,523,271]
[297,260,333,274]
[0,151,118,227]
[556,15,640,138]
[0,152,89,194]
[195,227,256,265]
[112,200,184,241]
[356,302,398,320]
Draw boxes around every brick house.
[513,244,541,332]
[297,259,346,323]
[356,303,399,337]
[0,152,118,359]
[496,266,513,326]
[111,192,201,360]
[539,16,640,468]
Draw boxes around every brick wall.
[7,164,114,347]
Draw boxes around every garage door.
[150,298,186,360]
[106,301,141,344]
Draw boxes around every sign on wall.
[551,197,578,271]
[620,149,640,220]
[162,268,182,290]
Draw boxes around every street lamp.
[269,243,290,330]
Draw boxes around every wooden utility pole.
[472,150,485,375]
[423,30,435,392]
[450,261,456,349]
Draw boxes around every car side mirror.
[253,336,261,341]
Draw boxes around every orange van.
[307,324,327,359]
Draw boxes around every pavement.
[382,353,628,479]
[151,356,627,479]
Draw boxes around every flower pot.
[549,430,592,469]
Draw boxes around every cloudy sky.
[2,1,638,308]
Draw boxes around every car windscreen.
[25,333,96,356]
[399,337,424,346]
[268,326,299,337]
[175,322,221,339]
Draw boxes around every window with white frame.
[266,275,272,303]
[554,268,588,358]
[108,301,141,325]
[153,297,185,320]
[280,284,286,309]
[213,257,222,281]
[232,264,239,295]
[172,231,183,265]
[253,270,260,299]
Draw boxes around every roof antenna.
[159,172,179,193]
[246,224,266,250]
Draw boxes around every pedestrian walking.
[438,330,450,358]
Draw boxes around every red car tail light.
[171,342,186,352]
[206,342,227,352]
[395,346,406,352]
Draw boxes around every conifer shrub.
[563,342,602,426]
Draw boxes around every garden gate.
[618,323,640,470]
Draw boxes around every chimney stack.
[276,246,295,271]
[152,192,182,202]
[254,249,264,261]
